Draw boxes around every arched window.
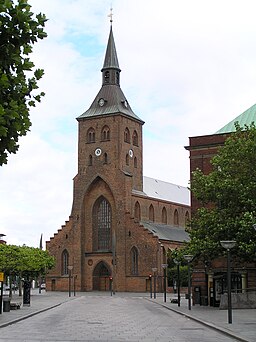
[62,249,69,275]
[116,71,120,85]
[87,127,95,143]
[126,154,129,166]
[149,204,154,222]
[134,201,141,221]
[124,127,130,143]
[131,247,139,275]
[104,153,108,164]
[174,209,179,226]
[101,125,110,141]
[104,71,110,83]
[93,196,112,251]
[134,157,137,168]
[132,130,138,146]
[89,154,93,166]
[185,211,190,226]
[162,207,167,224]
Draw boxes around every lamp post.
[149,274,152,298]
[67,265,73,297]
[162,264,168,303]
[184,255,193,310]
[220,240,236,324]
[152,268,157,299]
[174,259,181,307]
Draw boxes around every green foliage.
[187,123,256,261]
[0,0,47,165]
[167,266,189,287]
[0,244,55,278]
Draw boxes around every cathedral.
[46,23,190,292]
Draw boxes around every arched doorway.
[93,261,111,291]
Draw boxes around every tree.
[0,244,55,280]
[0,0,47,165]
[184,123,256,261]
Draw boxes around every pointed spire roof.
[215,104,256,134]
[77,23,143,123]
[101,25,120,72]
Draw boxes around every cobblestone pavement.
[0,294,240,342]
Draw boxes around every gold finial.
[108,7,113,24]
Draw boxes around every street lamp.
[184,255,193,310]
[220,240,236,324]
[152,268,157,299]
[67,265,73,297]
[149,274,152,298]
[174,259,181,307]
[162,264,168,303]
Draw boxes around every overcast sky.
[1,0,256,247]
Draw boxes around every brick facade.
[46,26,190,293]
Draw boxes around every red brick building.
[186,104,256,306]
[46,25,190,292]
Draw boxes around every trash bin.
[3,297,11,312]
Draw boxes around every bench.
[10,302,21,310]
[170,298,179,304]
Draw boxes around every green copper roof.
[216,104,256,134]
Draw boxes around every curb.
[146,298,251,342]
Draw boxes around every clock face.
[124,100,128,108]
[129,149,133,158]
[99,98,105,107]
[95,148,102,156]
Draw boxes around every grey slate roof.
[140,176,190,206]
[77,85,143,122]
[141,221,190,243]
[102,26,120,71]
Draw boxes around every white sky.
[1,0,256,247]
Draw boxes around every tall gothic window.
[149,204,155,222]
[134,157,137,168]
[162,207,167,224]
[132,130,138,146]
[174,209,179,226]
[101,125,110,141]
[185,211,190,226]
[93,196,112,251]
[131,246,138,275]
[124,127,130,143]
[134,201,141,221]
[62,249,69,275]
[87,127,95,143]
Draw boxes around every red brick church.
[46,24,190,292]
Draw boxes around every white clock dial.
[99,98,105,107]
[95,148,102,156]
[129,149,133,158]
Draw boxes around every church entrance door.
[93,261,111,291]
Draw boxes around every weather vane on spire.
[108,7,113,24]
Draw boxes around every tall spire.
[101,9,120,86]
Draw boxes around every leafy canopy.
[0,244,55,278]
[0,0,47,165]
[184,123,256,261]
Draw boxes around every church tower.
[46,19,190,293]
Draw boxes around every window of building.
[104,71,110,83]
[89,154,93,166]
[132,130,138,146]
[174,209,179,226]
[101,126,110,141]
[93,196,112,251]
[126,154,129,166]
[134,201,141,221]
[87,127,95,143]
[149,204,155,222]
[131,246,138,275]
[162,207,167,224]
[134,157,137,168]
[185,211,190,226]
[104,153,108,164]
[124,127,130,143]
[62,249,69,275]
